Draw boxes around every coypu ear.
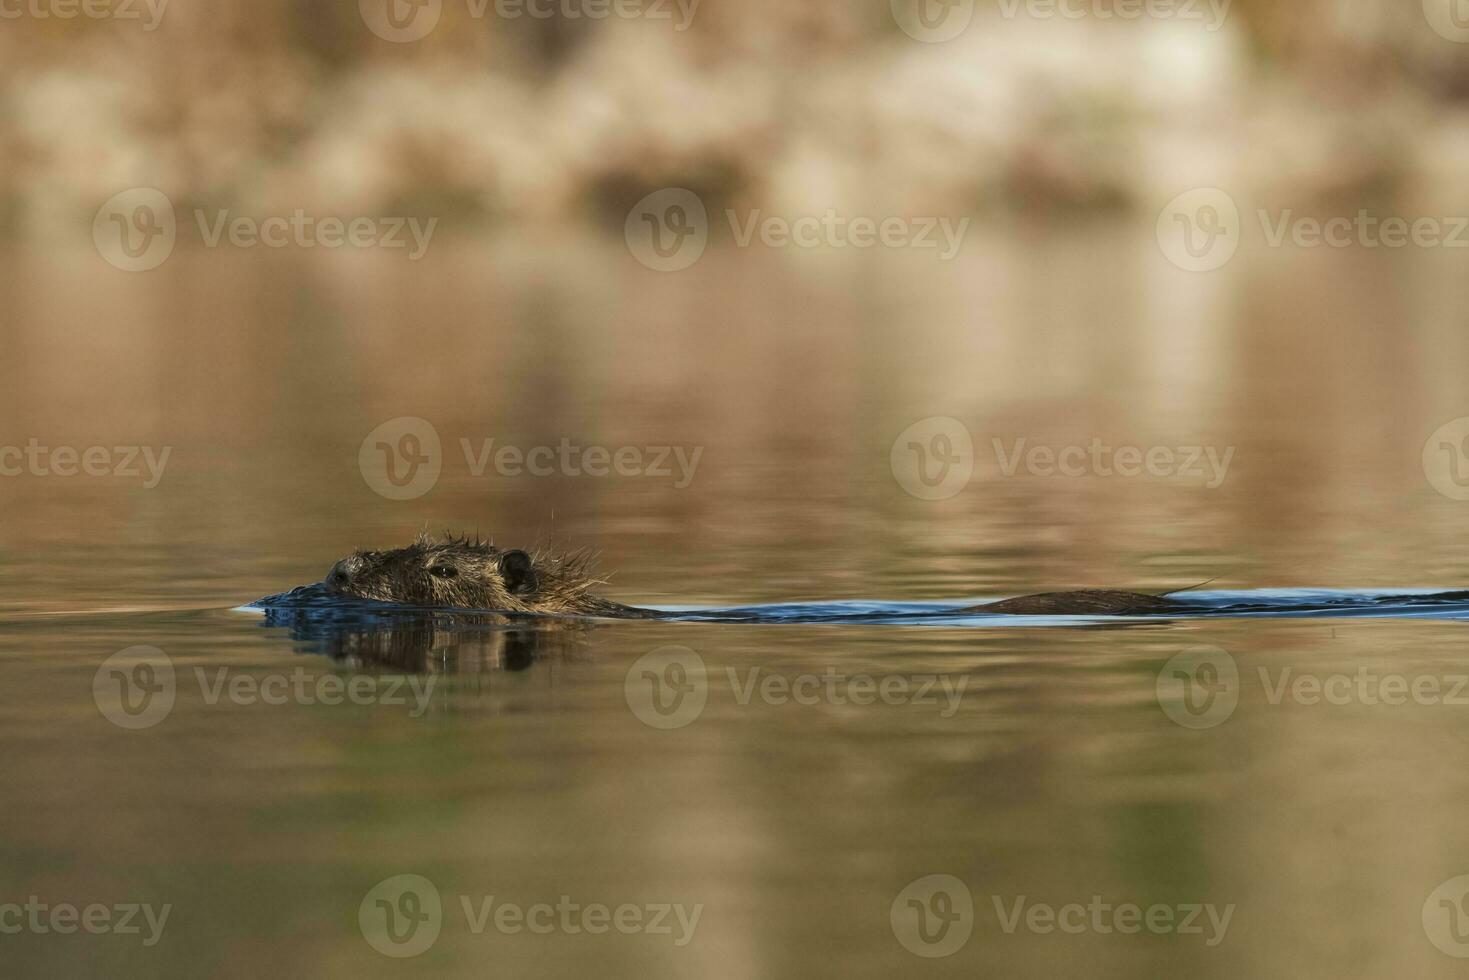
[498,550,538,594]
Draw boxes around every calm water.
[4,224,1469,978]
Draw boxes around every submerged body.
[323,535,1193,617]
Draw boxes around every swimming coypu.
[323,534,1195,617]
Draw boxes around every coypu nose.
[326,560,354,592]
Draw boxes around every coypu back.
[967,591,1186,616]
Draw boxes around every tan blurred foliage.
[1,0,1467,234]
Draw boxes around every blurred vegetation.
[2,0,1468,234]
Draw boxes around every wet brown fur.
[325,533,645,617]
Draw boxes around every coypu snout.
[325,555,365,594]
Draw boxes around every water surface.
[4,229,1469,977]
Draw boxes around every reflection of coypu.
[255,590,590,673]
[318,618,559,673]
[323,534,1193,617]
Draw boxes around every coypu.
[323,534,1195,617]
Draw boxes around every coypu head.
[323,534,607,612]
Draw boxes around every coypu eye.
[429,564,457,579]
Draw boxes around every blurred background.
[5,3,1469,979]
[4,0,1469,227]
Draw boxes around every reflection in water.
[253,585,595,673]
